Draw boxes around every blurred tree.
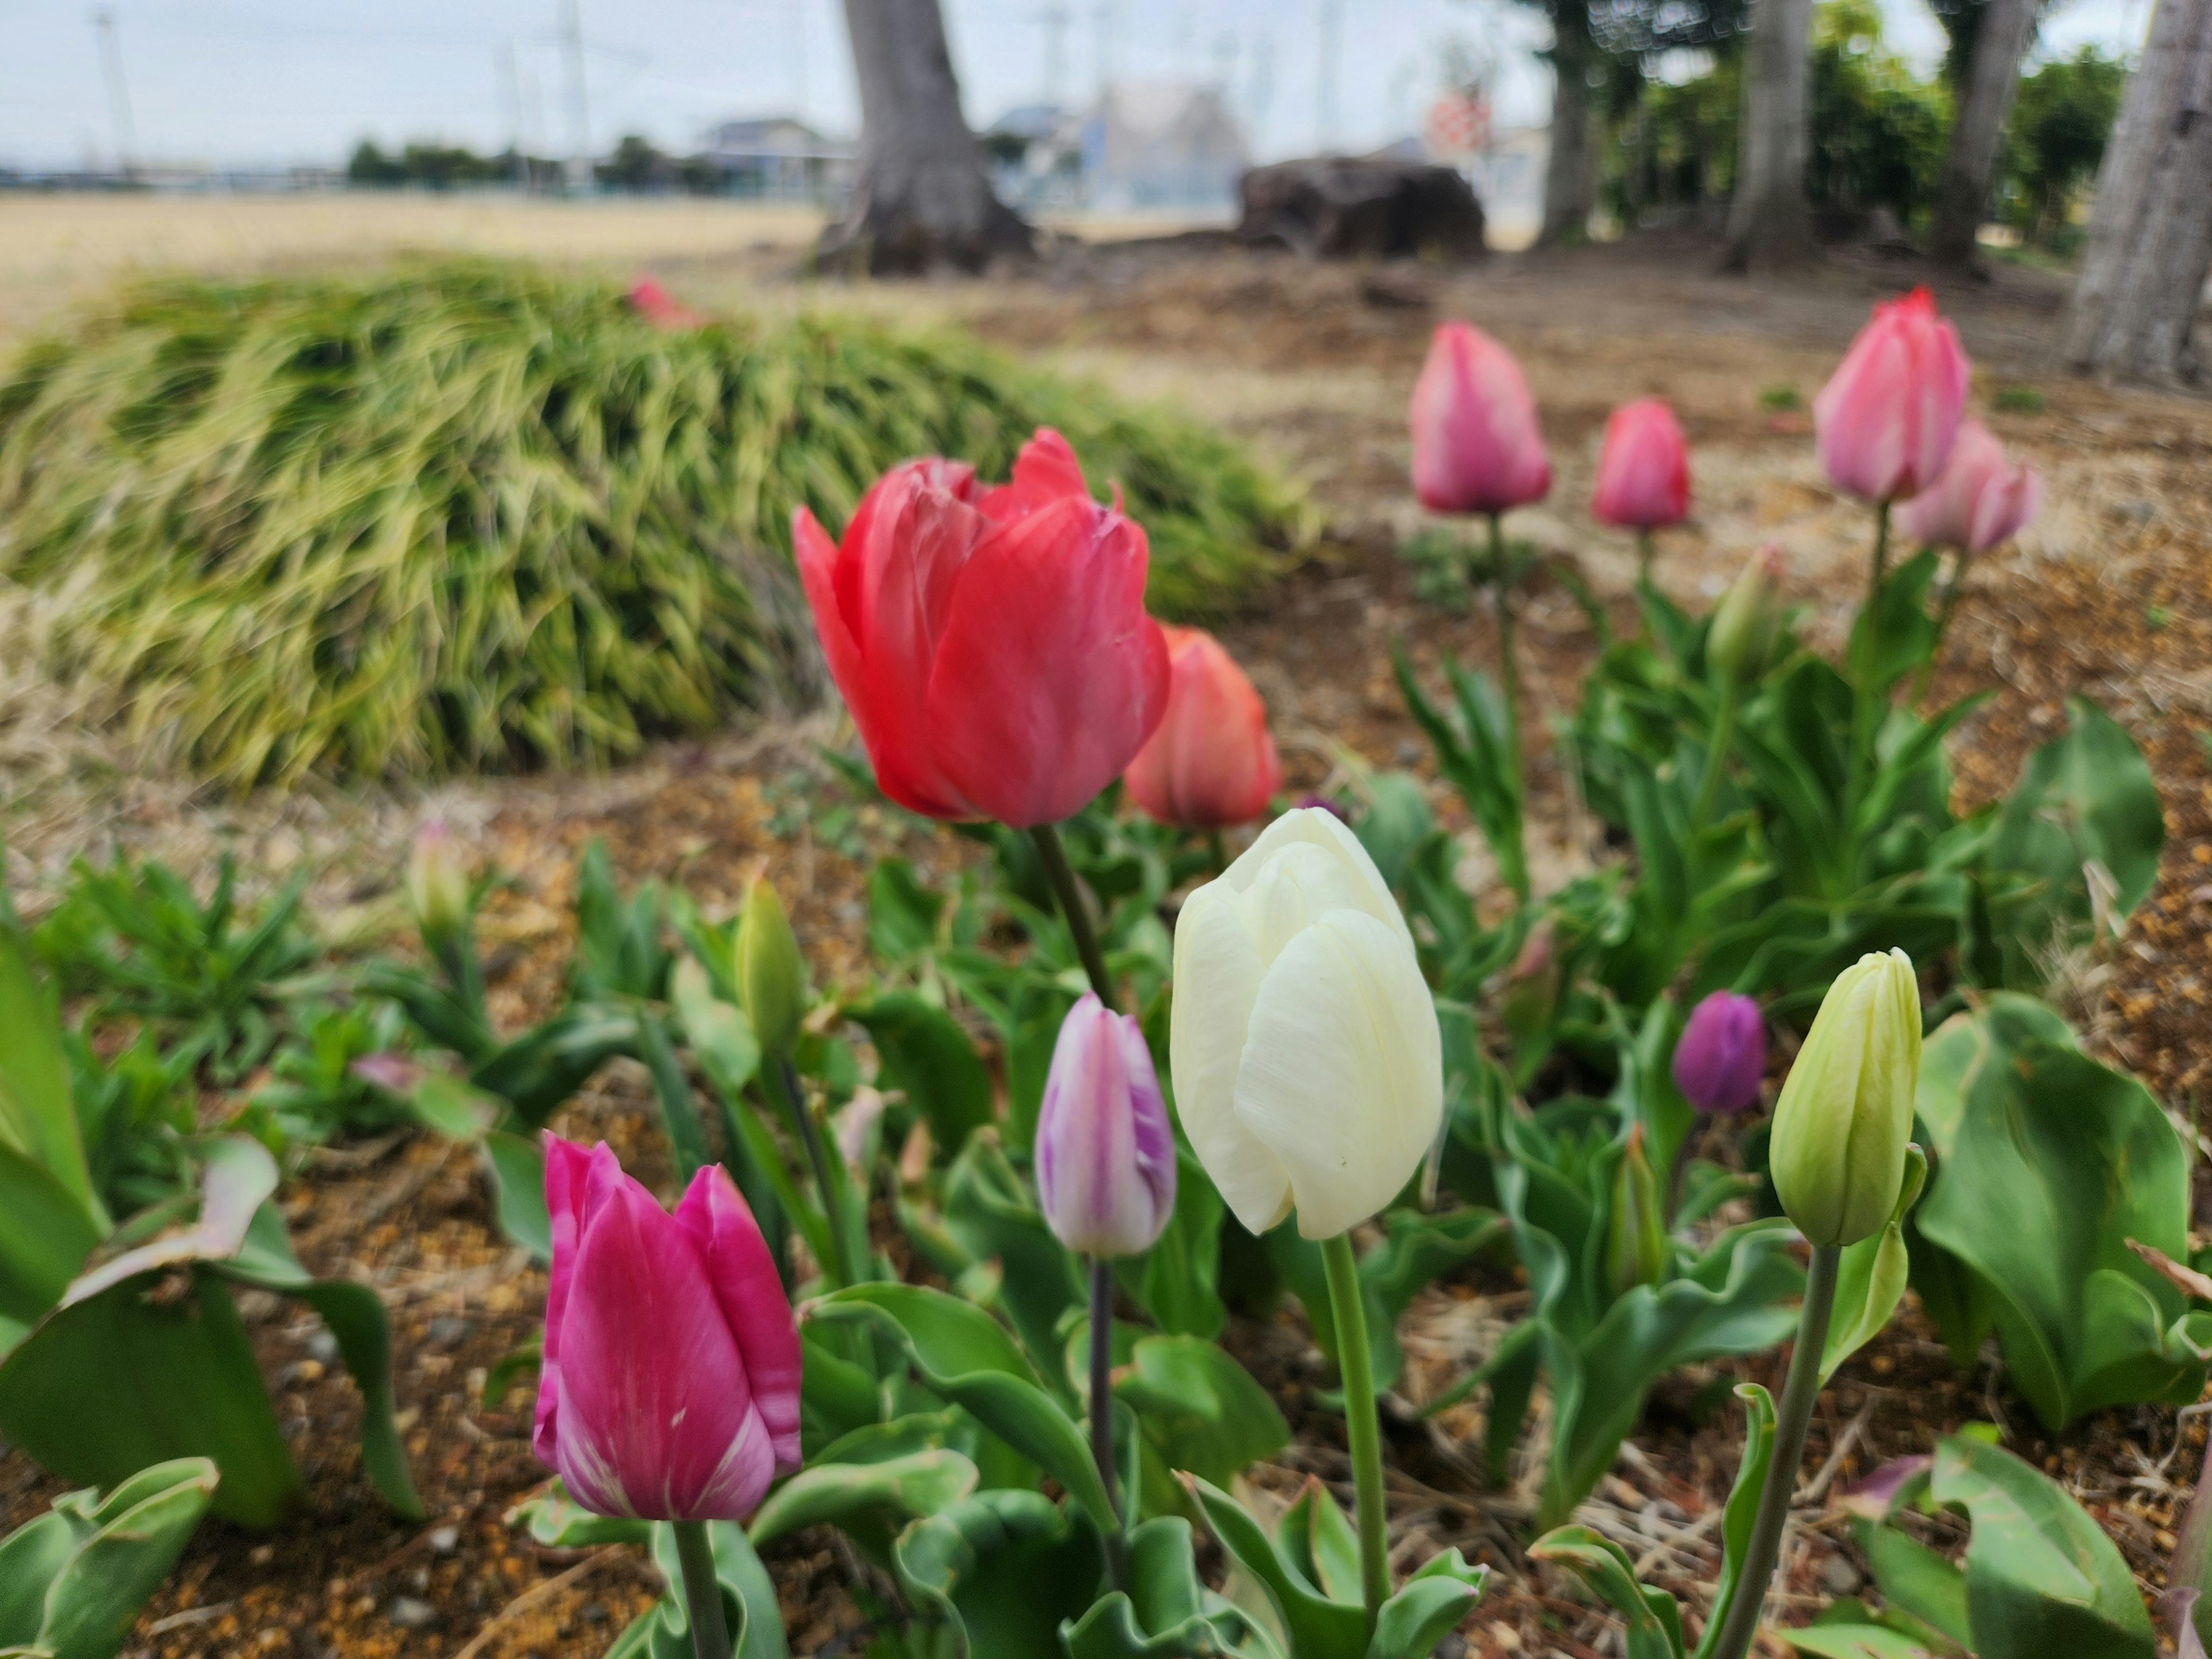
[1926,0,2040,265]
[347,142,407,187]
[2001,48,2124,247]
[599,134,670,192]
[1724,0,1817,267]
[817,0,1032,274]
[1806,0,1949,224]
[2056,0,2212,381]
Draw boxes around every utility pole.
[560,0,592,195]
[498,40,528,188]
[1037,1,1071,105]
[1315,0,1342,152]
[1092,0,1115,100]
[92,9,137,180]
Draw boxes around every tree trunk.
[816,0,1033,275]
[1928,0,2041,267]
[2057,0,2212,381]
[1539,5,1597,245]
[1722,0,1817,271]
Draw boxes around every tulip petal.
[1168,878,1291,1235]
[925,497,1171,828]
[1233,909,1444,1240]
[675,1165,805,1473]
[1222,808,1411,953]
[978,427,1091,520]
[552,1171,776,1520]
[534,1135,621,1468]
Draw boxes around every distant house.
[695,117,852,202]
[984,84,1248,214]
[983,104,1085,209]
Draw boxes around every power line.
[92,9,137,176]
[559,0,590,192]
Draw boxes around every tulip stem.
[1843,503,1892,889]
[1089,1256,1128,1587]
[1705,1242,1842,1659]
[1690,682,1738,837]
[1032,823,1116,1009]
[1637,529,1656,594]
[1486,513,1525,793]
[1320,1232,1391,1634]
[1911,547,1965,710]
[764,1052,862,1289]
[671,1520,733,1659]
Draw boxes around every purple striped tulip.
[1671,991,1767,1116]
[535,1137,802,1520]
[1034,994,1176,1257]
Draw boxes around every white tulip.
[1169,807,1444,1240]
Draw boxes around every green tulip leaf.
[482,1130,552,1263]
[1368,1549,1490,1659]
[1062,1518,1280,1659]
[1823,1146,1926,1383]
[1118,1335,1289,1494]
[1777,1625,1945,1658]
[1854,1520,1970,1652]
[942,1135,1080,1379]
[604,1521,782,1659]
[0,1147,103,1336]
[1929,1433,2157,1659]
[1124,1147,1226,1341]
[1527,1527,1684,1659]
[1277,1480,1363,1607]
[507,1481,653,1550]
[811,1283,1118,1535]
[893,1490,1104,1659]
[747,1449,978,1546]
[0,1457,218,1659]
[1187,1476,1369,1659]
[854,994,994,1157]
[0,923,99,1227]
[1691,1384,1776,1659]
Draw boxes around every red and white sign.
[1424,92,1490,159]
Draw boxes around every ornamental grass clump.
[0,262,1304,789]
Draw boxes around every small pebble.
[426,1315,472,1347]
[305,1330,340,1365]
[426,1524,460,1555]
[387,1596,439,1631]
[1820,1554,1861,1595]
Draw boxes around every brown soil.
[4,230,2210,1659]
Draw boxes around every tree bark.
[1539,5,1597,245]
[1928,0,2041,267]
[816,0,1033,275]
[1722,0,1817,271]
[2056,0,2212,381]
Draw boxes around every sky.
[0,0,2156,173]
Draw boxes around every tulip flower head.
[1895,420,2041,555]
[1591,398,1691,531]
[1813,288,1971,503]
[1605,1124,1668,1297]
[1410,322,1552,516]
[736,878,808,1058]
[1768,950,1921,1248]
[795,429,1171,829]
[1169,807,1443,1240]
[627,278,702,330]
[407,820,471,941]
[536,1137,801,1520]
[1706,543,1786,690]
[1034,994,1177,1257]
[1672,991,1766,1116]
[1123,626,1282,830]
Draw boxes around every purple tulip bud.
[1672,991,1766,1116]
[1293,793,1349,823]
[349,1052,422,1095]
[535,1137,802,1521]
[1034,994,1177,1258]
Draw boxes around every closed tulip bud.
[1895,420,2041,555]
[794,429,1171,830]
[1591,398,1691,531]
[736,878,806,1058]
[1672,991,1766,1116]
[407,820,471,943]
[1035,994,1177,1257]
[1169,807,1442,1240]
[1706,543,1786,689]
[535,1137,801,1520]
[1606,1124,1668,1297]
[1410,322,1552,516]
[1123,626,1282,830]
[1770,950,1921,1248]
[1813,288,1971,503]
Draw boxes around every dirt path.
[3,234,2209,1658]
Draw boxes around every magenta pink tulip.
[1410,322,1552,516]
[1123,625,1282,830]
[1591,398,1691,530]
[627,278,702,331]
[1895,420,2040,554]
[1671,991,1767,1116]
[1034,994,1176,1258]
[1813,288,1971,503]
[796,429,1171,830]
[535,1137,801,1521]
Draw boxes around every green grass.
[0,262,1306,789]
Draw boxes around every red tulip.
[794,430,1171,830]
[535,1137,801,1521]
[627,278,702,330]
[1591,398,1690,530]
[1410,322,1552,516]
[1123,626,1281,829]
[1895,420,2040,554]
[1813,288,1971,503]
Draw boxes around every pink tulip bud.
[1034,994,1176,1258]
[1123,626,1282,830]
[1813,288,1971,503]
[627,278,702,331]
[1410,321,1552,516]
[1895,419,2040,554]
[535,1137,801,1521]
[1671,991,1767,1116]
[1591,398,1691,530]
[406,819,471,941]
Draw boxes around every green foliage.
[0,263,1304,787]
[1808,0,1950,224]
[248,999,416,1145]
[2003,50,2127,248]
[0,1457,218,1659]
